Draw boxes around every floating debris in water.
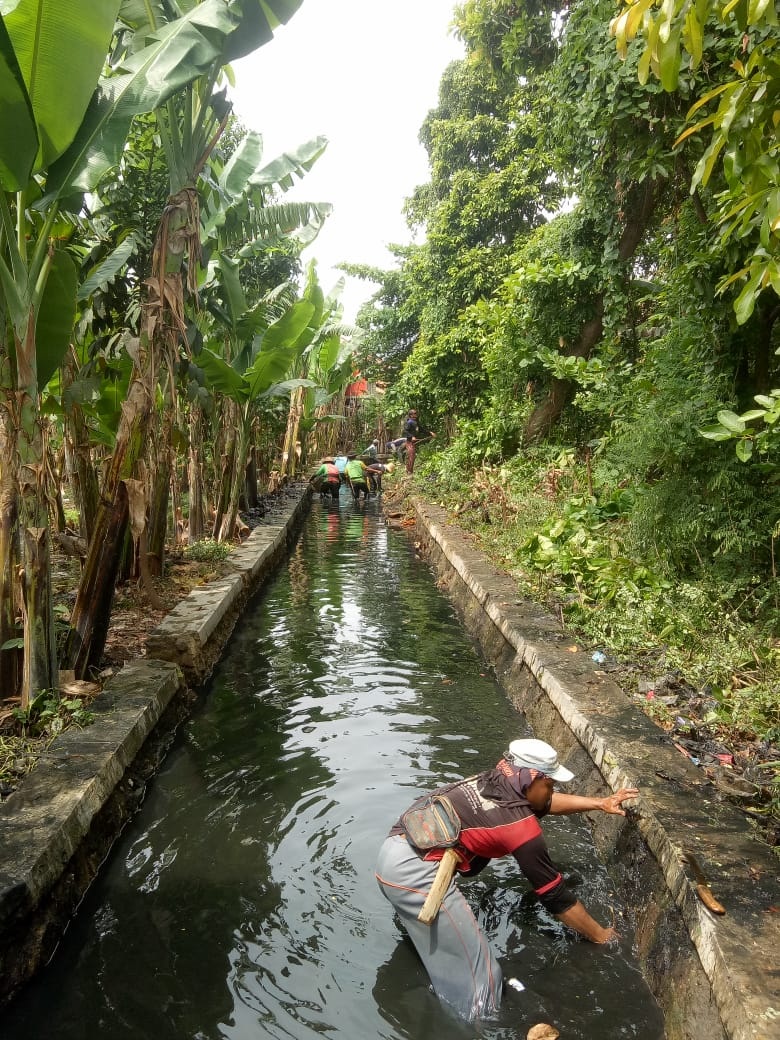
[527,1025,560,1040]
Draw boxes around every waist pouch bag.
[400,794,461,851]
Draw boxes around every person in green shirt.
[344,454,370,501]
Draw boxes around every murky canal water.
[4,497,665,1040]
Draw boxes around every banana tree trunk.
[117,523,135,585]
[187,404,204,543]
[148,371,176,575]
[210,398,231,537]
[279,385,305,479]
[63,376,151,676]
[66,482,130,677]
[216,404,248,542]
[0,466,21,698]
[21,526,57,699]
[309,401,338,460]
[244,448,259,509]
[47,444,67,534]
[147,459,170,577]
[212,451,235,540]
[15,316,58,703]
[126,478,165,609]
[62,352,100,542]
[65,186,200,675]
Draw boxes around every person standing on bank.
[375,738,638,1022]
[403,408,435,474]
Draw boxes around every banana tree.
[0,0,123,702]
[197,260,326,541]
[62,0,306,677]
[278,284,358,477]
[2,0,299,696]
[185,130,331,535]
[201,129,332,482]
[202,129,330,244]
[303,318,360,455]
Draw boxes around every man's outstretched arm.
[549,787,638,816]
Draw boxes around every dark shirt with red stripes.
[391,764,577,915]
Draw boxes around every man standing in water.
[344,453,370,501]
[375,738,638,1021]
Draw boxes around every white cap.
[506,738,574,782]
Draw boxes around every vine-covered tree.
[385,35,560,422]
[359,0,779,577]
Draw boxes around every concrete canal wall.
[0,485,310,1005]
[2,483,777,1040]
[408,495,780,1040]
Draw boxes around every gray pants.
[375,835,503,1021]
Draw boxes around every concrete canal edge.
[0,484,311,1005]
[407,495,780,1040]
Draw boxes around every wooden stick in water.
[681,850,726,915]
[418,848,460,925]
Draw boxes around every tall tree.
[388,47,558,421]
[343,249,420,386]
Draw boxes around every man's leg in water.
[375,835,502,1021]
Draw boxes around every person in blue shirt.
[386,437,406,462]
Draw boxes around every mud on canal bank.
[0,484,777,1040]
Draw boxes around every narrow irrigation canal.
[5,498,665,1040]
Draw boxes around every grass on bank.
[0,690,95,794]
[397,449,779,843]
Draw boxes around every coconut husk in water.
[527,1026,560,1040]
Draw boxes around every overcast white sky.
[231,1,464,321]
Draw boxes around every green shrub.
[13,689,95,738]
[183,539,232,564]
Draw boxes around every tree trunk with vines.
[523,180,659,443]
